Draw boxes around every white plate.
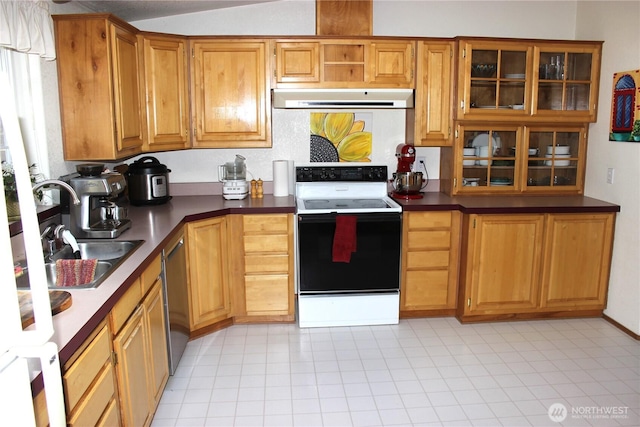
[464,177,480,182]
[471,133,501,150]
[474,105,511,109]
[505,73,525,79]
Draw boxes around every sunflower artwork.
[310,112,372,162]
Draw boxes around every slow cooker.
[126,156,171,205]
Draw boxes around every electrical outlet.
[414,156,426,172]
[607,168,614,184]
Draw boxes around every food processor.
[218,155,249,200]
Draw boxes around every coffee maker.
[218,155,249,200]
[392,143,424,199]
[62,165,131,238]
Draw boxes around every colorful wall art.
[609,69,640,142]
[309,112,372,162]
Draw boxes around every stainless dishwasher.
[162,231,190,375]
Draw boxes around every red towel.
[55,259,98,287]
[333,215,357,263]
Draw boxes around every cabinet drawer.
[245,254,289,273]
[244,234,289,253]
[406,211,452,229]
[141,255,161,296]
[97,398,119,427]
[245,275,290,313]
[406,230,451,250]
[404,270,450,306]
[68,363,116,427]
[243,214,289,233]
[110,279,141,335]
[406,250,450,269]
[64,323,111,412]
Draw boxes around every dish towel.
[332,215,357,263]
[55,259,98,287]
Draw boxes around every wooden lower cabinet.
[186,216,231,332]
[111,258,168,426]
[540,213,614,309]
[457,212,615,322]
[143,278,170,407]
[400,211,461,316]
[229,214,295,322]
[61,320,120,427]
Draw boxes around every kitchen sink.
[16,240,143,290]
[52,240,143,262]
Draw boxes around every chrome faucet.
[32,179,81,205]
[40,225,56,261]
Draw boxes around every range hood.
[272,88,414,109]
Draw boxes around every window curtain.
[0,0,55,60]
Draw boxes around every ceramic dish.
[471,133,501,150]
[505,73,526,79]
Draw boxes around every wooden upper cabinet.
[54,15,145,161]
[407,41,454,146]
[455,38,601,123]
[369,41,414,86]
[190,39,271,148]
[272,39,414,88]
[140,34,190,151]
[316,0,372,36]
[274,42,321,84]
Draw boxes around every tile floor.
[151,317,639,427]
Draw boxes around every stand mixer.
[391,143,425,199]
[218,155,250,200]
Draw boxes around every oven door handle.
[298,213,401,224]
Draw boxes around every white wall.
[575,1,640,334]
[43,1,639,332]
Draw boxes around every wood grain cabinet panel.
[457,212,615,322]
[186,216,230,330]
[112,306,152,427]
[407,41,454,146]
[110,265,168,426]
[140,34,190,151]
[540,213,614,309]
[53,15,145,160]
[401,211,461,315]
[230,214,295,320]
[62,321,120,427]
[190,40,271,148]
[463,214,544,314]
[275,42,321,84]
[273,39,414,88]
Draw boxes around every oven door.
[297,212,401,294]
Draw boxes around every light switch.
[607,168,614,184]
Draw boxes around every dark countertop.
[393,192,621,214]
[27,190,619,393]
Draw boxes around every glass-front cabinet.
[524,126,586,192]
[457,40,532,119]
[452,125,522,193]
[456,39,602,123]
[533,44,601,122]
[442,124,586,195]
